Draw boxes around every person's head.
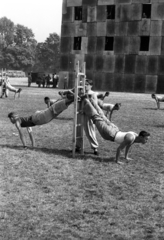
[8,112,19,124]
[138,131,150,144]
[104,91,110,97]
[44,97,50,104]
[151,93,156,99]
[113,103,121,111]
[85,79,93,92]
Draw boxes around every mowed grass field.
[0,78,164,240]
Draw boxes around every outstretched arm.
[47,102,50,108]
[124,144,133,160]
[15,120,27,147]
[109,109,114,121]
[116,134,134,163]
[116,141,127,163]
[27,127,35,147]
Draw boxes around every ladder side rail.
[72,62,80,157]
[80,62,86,154]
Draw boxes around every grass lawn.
[0,78,164,240]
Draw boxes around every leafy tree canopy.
[0,17,60,73]
[33,33,60,73]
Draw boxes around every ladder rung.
[78,73,85,76]
[76,124,82,127]
[76,136,83,139]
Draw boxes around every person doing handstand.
[8,97,74,148]
[82,98,150,163]
[151,93,164,110]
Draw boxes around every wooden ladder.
[72,61,86,157]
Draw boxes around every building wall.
[60,0,164,93]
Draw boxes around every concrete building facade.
[60,0,164,93]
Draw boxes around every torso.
[102,103,114,111]
[114,131,138,144]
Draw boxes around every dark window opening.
[74,37,81,50]
[105,37,114,51]
[75,7,82,20]
[142,4,151,19]
[107,5,115,19]
[140,36,149,51]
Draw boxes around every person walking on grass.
[8,96,74,149]
[82,97,150,164]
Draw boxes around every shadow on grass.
[56,117,73,121]
[14,84,58,89]
[154,125,164,128]
[73,152,115,163]
[0,144,115,163]
[142,107,158,110]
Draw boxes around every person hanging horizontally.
[81,97,150,164]
[8,96,74,148]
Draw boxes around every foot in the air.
[93,149,99,156]
[17,88,22,93]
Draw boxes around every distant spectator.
[28,73,32,87]
[64,75,68,89]
[142,12,147,18]
[46,74,51,88]
[42,74,46,88]
[56,75,59,88]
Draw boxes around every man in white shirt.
[82,97,150,163]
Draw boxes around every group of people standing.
[28,73,59,88]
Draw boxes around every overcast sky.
[0,0,63,42]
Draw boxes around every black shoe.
[17,88,22,93]
[75,146,81,153]
[94,149,99,156]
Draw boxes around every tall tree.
[0,17,14,49]
[0,17,37,71]
[34,33,60,73]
